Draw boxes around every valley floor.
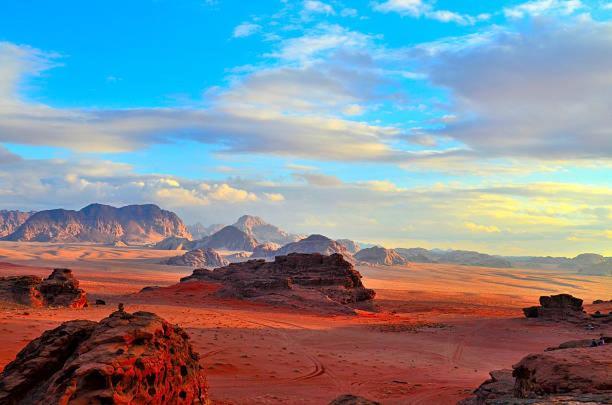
[0,242,609,404]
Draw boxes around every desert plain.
[0,241,609,404]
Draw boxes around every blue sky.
[0,0,611,255]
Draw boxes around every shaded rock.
[95,299,106,305]
[226,251,251,262]
[354,246,407,266]
[459,342,612,404]
[232,215,301,245]
[180,253,375,314]
[329,394,381,404]
[522,294,586,322]
[0,310,209,404]
[5,203,191,244]
[275,234,353,260]
[199,226,258,252]
[187,222,224,240]
[251,242,281,258]
[0,210,33,238]
[0,269,87,308]
[163,248,229,268]
[336,239,361,254]
[153,236,192,250]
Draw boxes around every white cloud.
[504,0,583,19]
[303,0,335,15]
[373,0,486,25]
[233,22,261,38]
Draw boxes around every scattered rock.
[180,253,375,314]
[163,248,229,268]
[329,394,381,405]
[95,299,106,305]
[0,268,87,308]
[0,310,209,404]
[354,246,407,266]
[459,341,612,404]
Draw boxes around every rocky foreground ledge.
[0,268,87,308]
[0,309,209,404]
[179,253,376,314]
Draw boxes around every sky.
[0,0,611,256]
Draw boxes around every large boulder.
[0,310,209,404]
[459,341,612,404]
[163,248,229,268]
[180,253,375,314]
[522,294,586,322]
[0,268,87,308]
[354,246,407,266]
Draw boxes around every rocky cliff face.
[0,210,33,238]
[0,310,209,404]
[180,253,375,314]
[275,234,352,260]
[164,248,229,268]
[336,239,361,254]
[459,339,612,404]
[354,246,407,266]
[4,203,190,244]
[199,226,259,251]
[232,215,301,245]
[0,268,87,308]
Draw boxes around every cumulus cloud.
[303,0,334,15]
[373,0,489,25]
[504,0,583,19]
[233,22,261,38]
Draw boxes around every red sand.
[0,242,609,404]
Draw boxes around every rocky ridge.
[354,246,407,266]
[163,248,229,268]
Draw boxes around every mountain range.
[0,210,33,238]
[2,204,190,244]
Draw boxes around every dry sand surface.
[0,242,610,404]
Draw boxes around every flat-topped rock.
[523,293,586,322]
[180,253,375,314]
[0,310,209,404]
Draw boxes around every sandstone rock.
[153,236,192,250]
[459,341,612,404]
[180,253,375,314]
[232,215,301,245]
[0,210,32,238]
[336,239,361,254]
[251,242,281,258]
[164,248,229,268]
[0,310,209,404]
[187,222,224,240]
[199,226,258,252]
[354,246,407,266]
[4,203,190,244]
[0,269,87,308]
[522,294,586,322]
[329,394,381,404]
[275,234,353,260]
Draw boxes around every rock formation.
[187,222,224,240]
[459,341,612,404]
[4,203,191,244]
[251,242,281,258]
[0,310,209,404]
[522,294,586,322]
[153,236,192,250]
[0,268,87,308]
[506,253,611,275]
[0,210,33,238]
[329,394,381,404]
[226,251,251,262]
[275,234,352,260]
[232,215,301,245]
[198,225,259,251]
[180,253,375,314]
[395,248,512,268]
[163,248,229,268]
[354,246,407,266]
[336,239,361,254]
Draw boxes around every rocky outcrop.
[275,234,352,260]
[251,242,281,258]
[153,236,192,250]
[354,246,407,266]
[522,294,586,322]
[329,394,381,404]
[0,268,87,308]
[163,248,229,268]
[0,310,209,404]
[232,215,301,245]
[460,341,612,404]
[0,210,33,238]
[180,253,375,314]
[336,239,361,254]
[4,203,191,244]
[199,226,258,252]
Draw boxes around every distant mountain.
[199,225,259,251]
[3,203,191,244]
[396,248,512,268]
[232,215,301,245]
[251,242,281,258]
[274,234,352,259]
[507,253,611,276]
[163,248,229,268]
[0,210,33,238]
[153,236,192,250]
[355,246,407,266]
[187,222,224,240]
[336,239,361,254]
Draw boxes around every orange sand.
[0,242,609,404]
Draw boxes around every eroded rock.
[163,248,229,268]
[522,293,586,322]
[0,310,209,404]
